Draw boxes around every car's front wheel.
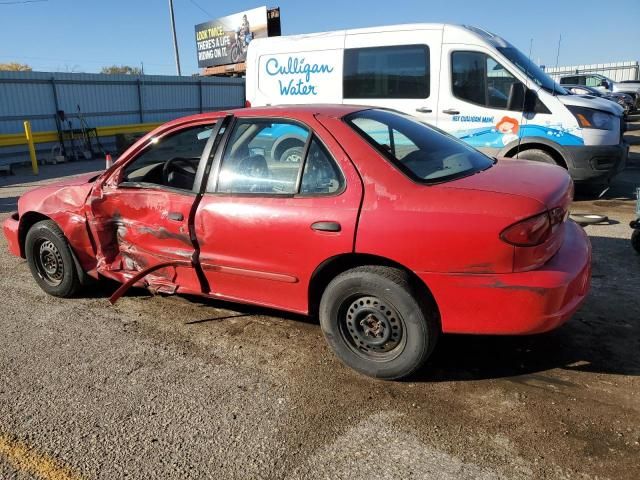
[319,266,438,380]
[25,220,80,297]
[516,148,558,166]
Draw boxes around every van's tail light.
[500,208,566,247]
[245,100,252,108]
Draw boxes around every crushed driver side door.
[85,119,222,296]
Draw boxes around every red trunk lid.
[446,158,572,211]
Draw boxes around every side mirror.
[507,83,537,113]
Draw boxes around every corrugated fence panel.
[0,71,245,166]
[544,60,640,82]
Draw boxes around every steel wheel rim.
[34,239,64,286]
[283,151,302,163]
[338,295,406,361]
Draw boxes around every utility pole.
[169,0,182,76]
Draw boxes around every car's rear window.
[345,109,493,183]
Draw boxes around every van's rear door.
[343,26,442,127]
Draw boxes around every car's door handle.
[415,107,433,113]
[442,109,460,115]
[311,221,341,232]
[167,212,184,221]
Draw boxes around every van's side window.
[344,45,430,99]
[451,51,523,110]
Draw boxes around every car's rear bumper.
[3,211,21,257]
[417,220,591,335]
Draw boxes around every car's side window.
[585,76,600,88]
[300,138,344,195]
[121,124,215,191]
[451,51,523,110]
[215,120,309,194]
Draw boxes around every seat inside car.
[237,154,270,192]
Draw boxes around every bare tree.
[100,65,142,75]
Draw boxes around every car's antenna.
[553,34,562,97]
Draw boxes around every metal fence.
[0,71,246,166]
[543,60,640,82]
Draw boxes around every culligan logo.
[265,57,334,96]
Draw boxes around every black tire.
[319,266,439,380]
[279,145,304,163]
[25,220,81,297]
[632,230,640,254]
[516,148,558,165]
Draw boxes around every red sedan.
[3,106,591,379]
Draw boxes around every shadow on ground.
[0,196,18,213]
[73,232,640,383]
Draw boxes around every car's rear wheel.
[319,266,438,380]
[279,146,304,163]
[516,148,558,166]
[25,220,80,297]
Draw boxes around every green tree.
[0,62,32,72]
[100,65,142,75]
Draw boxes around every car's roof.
[170,104,368,126]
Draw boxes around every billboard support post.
[169,0,182,76]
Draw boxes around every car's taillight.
[501,208,566,247]
[500,212,551,247]
[245,100,252,108]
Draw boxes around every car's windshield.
[497,46,567,95]
[345,109,494,184]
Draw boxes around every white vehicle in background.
[246,23,628,186]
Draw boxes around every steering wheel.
[162,157,197,187]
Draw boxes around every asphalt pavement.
[0,126,639,479]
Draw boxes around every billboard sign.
[195,6,278,69]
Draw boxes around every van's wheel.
[25,220,80,297]
[279,146,303,163]
[319,266,439,380]
[516,149,558,165]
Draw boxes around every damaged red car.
[3,106,591,379]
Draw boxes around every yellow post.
[23,121,39,175]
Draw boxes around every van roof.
[249,23,510,49]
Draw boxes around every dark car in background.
[563,84,635,116]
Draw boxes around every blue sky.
[1,0,638,75]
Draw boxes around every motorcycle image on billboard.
[195,6,278,68]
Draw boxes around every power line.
[185,0,212,17]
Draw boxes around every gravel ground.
[0,122,639,479]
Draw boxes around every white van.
[246,23,628,185]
